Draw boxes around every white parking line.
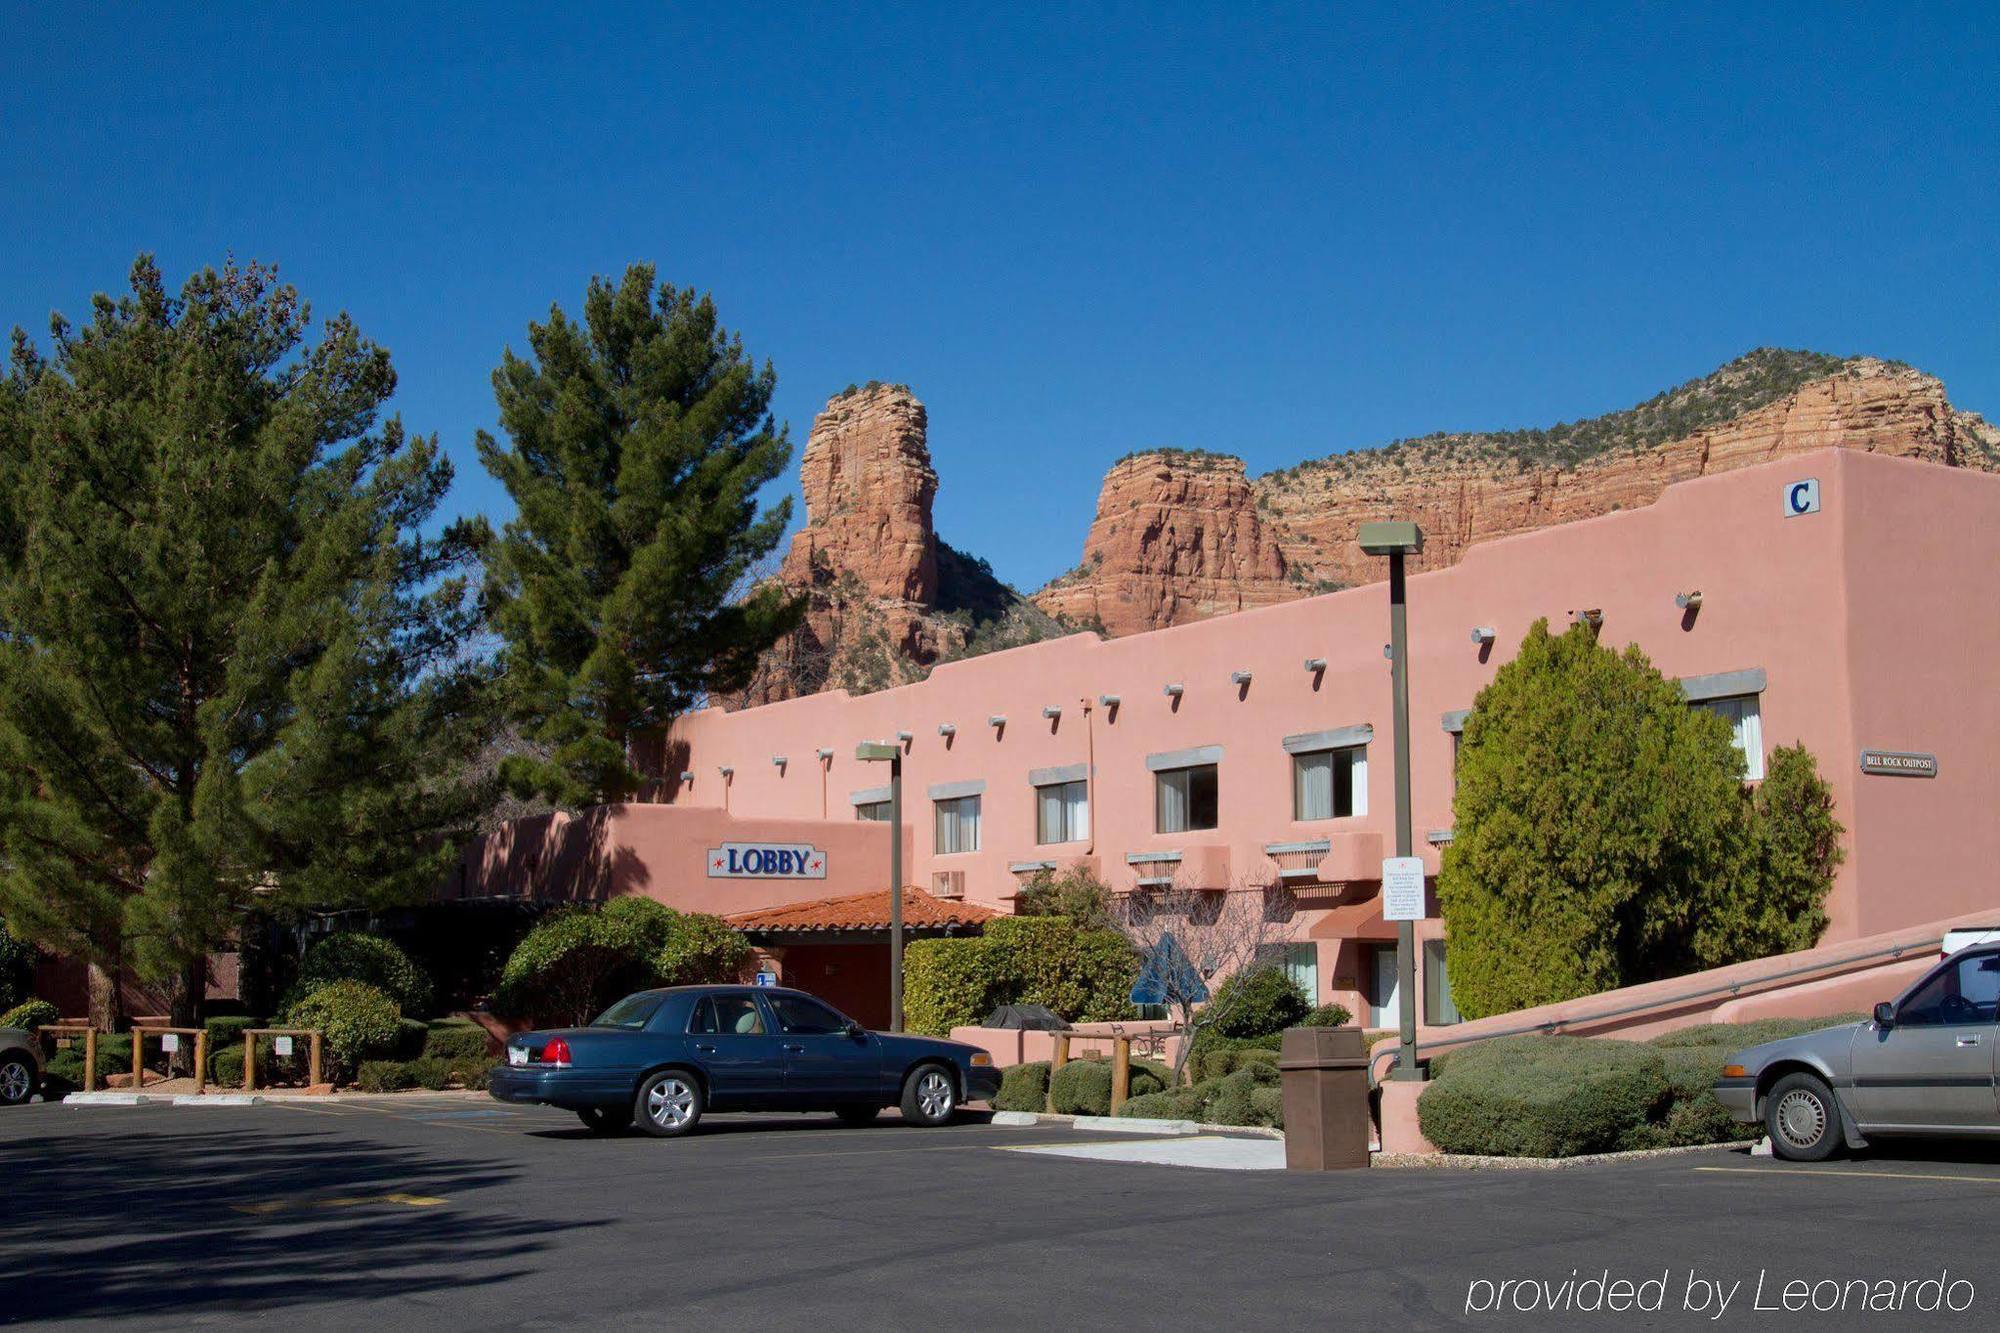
[1695,1164,2000,1186]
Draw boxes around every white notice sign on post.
[274,1036,294,1057]
[161,1033,180,1053]
[1382,856,1428,922]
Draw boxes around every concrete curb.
[171,1094,265,1107]
[62,1092,157,1107]
[986,1110,1283,1140]
[1071,1114,1202,1136]
[1372,1140,1751,1171]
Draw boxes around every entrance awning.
[725,886,997,945]
[1307,897,1398,941]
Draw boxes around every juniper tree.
[477,265,800,807]
[0,256,489,1023]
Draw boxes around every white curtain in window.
[1063,781,1088,841]
[1294,751,1333,821]
[935,795,980,853]
[1157,769,1189,833]
[1700,695,1764,780]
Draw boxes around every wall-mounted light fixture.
[1675,591,1703,611]
[937,723,956,737]
[1571,608,1604,630]
[679,771,694,784]
[1302,657,1326,672]
[1470,626,1496,645]
[772,755,788,768]
[718,765,734,778]
[1230,670,1253,686]
[1041,706,1062,719]
[987,714,1006,727]
[895,730,913,744]
[1163,683,1185,698]
[816,747,834,761]
[1098,694,1121,707]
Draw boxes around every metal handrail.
[1369,930,1941,1084]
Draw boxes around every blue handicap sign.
[1131,932,1206,1006]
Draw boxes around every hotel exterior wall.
[654,450,1994,1013]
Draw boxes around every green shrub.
[1119,1088,1204,1120]
[0,920,34,1013]
[1647,1015,1864,1050]
[355,1060,415,1093]
[1251,1085,1285,1129]
[402,1056,452,1091]
[1,999,59,1032]
[423,1020,496,1061]
[1206,965,1311,1038]
[1190,1045,1281,1083]
[904,937,1006,1036]
[992,1061,1050,1112]
[212,1044,246,1087]
[450,1057,494,1090]
[1204,1069,1272,1127]
[44,1032,133,1089]
[1129,1056,1172,1098]
[392,1017,430,1060]
[295,933,434,1016]
[1049,1058,1116,1116]
[1011,865,1114,929]
[984,917,1137,1024]
[284,980,404,1079]
[203,1015,262,1051]
[654,911,750,986]
[1417,1036,1670,1158]
[1301,1003,1353,1028]
[495,897,680,1026]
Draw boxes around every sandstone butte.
[732,355,1999,701]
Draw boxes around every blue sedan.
[488,985,1004,1137]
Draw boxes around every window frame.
[1034,779,1090,845]
[854,799,892,822]
[1695,692,1765,781]
[933,793,982,855]
[1155,763,1219,834]
[1290,744,1368,822]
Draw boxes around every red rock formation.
[781,384,938,602]
[1031,451,1297,636]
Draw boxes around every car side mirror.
[1873,1001,1897,1028]
[844,1020,865,1037]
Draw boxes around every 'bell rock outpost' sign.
[707,842,828,878]
[1860,750,1938,778]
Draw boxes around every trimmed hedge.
[992,1061,1050,1113]
[1,999,59,1032]
[905,937,1006,1037]
[403,1056,452,1091]
[655,912,750,986]
[1044,1056,1171,1115]
[283,980,403,1079]
[294,933,434,1017]
[422,1020,497,1061]
[1206,966,1311,1038]
[1302,1003,1353,1028]
[44,1032,132,1089]
[356,1060,415,1093]
[1188,1045,1280,1084]
[1116,1062,1283,1128]
[494,897,735,1026]
[1418,1036,1669,1157]
[212,1044,247,1087]
[904,917,1138,1036]
[354,1055,493,1093]
[451,1057,494,1091]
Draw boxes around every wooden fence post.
[1047,1032,1070,1114]
[309,1032,323,1089]
[132,1029,144,1090]
[1110,1035,1132,1116]
[193,1031,208,1094]
[84,1029,97,1093]
[244,1034,258,1092]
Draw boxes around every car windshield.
[591,993,665,1030]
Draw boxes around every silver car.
[1715,943,2000,1160]
[0,1027,43,1106]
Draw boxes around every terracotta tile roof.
[725,887,998,934]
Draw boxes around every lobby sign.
[707,842,827,878]
[1860,750,1937,778]
[1382,856,1428,922]
[1784,477,1820,517]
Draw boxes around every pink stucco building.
[462,448,2000,1031]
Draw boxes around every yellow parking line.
[1695,1165,2000,1186]
[232,1192,446,1215]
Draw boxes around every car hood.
[1727,1021,1867,1071]
[874,1031,980,1060]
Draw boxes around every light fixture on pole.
[855,740,905,1032]
[1358,520,1425,1082]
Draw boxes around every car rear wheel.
[0,1054,33,1106]
[900,1064,956,1127]
[1765,1072,1840,1161]
[634,1070,704,1138]
[834,1103,880,1125]
[578,1106,633,1135]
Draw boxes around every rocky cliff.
[1036,351,2000,626]
[730,383,1066,705]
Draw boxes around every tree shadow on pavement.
[2,1118,604,1321]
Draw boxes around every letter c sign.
[1785,478,1820,517]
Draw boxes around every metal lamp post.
[1357,521,1424,1080]
[855,740,905,1031]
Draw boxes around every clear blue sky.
[4,4,1995,591]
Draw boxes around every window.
[1155,764,1219,833]
[1895,952,2000,1026]
[592,992,664,1029]
[1256,942,1319,1004]
[771,994,849,1034]
[1035,780,1089,844]
[689,995,767,1036]
[1292,746,1367,820]
[855,800,891,822]
[1424,939,1461,1026]
[1697,694,1764,780]
[934,794,981,854]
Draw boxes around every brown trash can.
[1278,1026,1372,1170]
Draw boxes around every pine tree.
[0,256,489,1023]
[477,265,801,807]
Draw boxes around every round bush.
[211,1044,246,1087]
[1049,1058,1116,1116]
[422,1021,497,1062]
[402,1056,452,1091]
[655,912,750,986]
[450,1057,494,1090]
[1417,1035,1670,1158]
[1119,1088,1204,1120]
[1206,965,1312,1039]
[1,998,60,1032]
[1250,1085,1285,1129]
[355,1060,414,1093]
[284,980,403,1080]
[992,1061,1050,1112]
[295,934,434,1017]
[1301,1003,1353,1028]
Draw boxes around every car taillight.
[543,1038,572,1067]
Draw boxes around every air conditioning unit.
[931,870,965,900]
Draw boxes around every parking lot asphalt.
[7,1096,2000,1329]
